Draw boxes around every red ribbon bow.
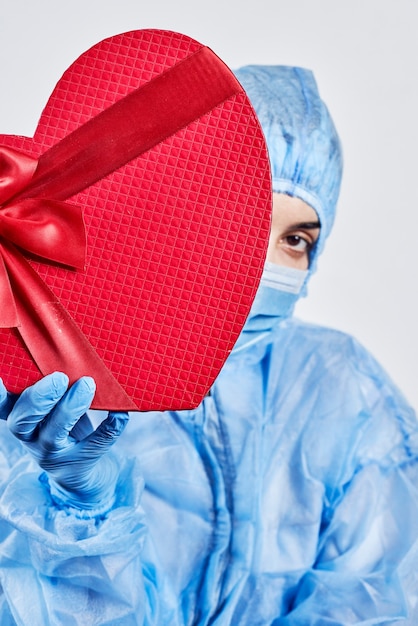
[0,146,86,328]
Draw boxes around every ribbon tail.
[0,249,19,327]
[1,244,137,411]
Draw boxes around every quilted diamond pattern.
[0,30,271,411]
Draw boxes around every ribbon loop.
[0,197,85,269]
[0,146,86,329]
[0,146,38,205]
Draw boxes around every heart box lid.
[0,29,272,411]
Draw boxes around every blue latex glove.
[0,372,129,513]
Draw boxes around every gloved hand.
[0,372,129,513]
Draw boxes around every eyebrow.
[292,221,321,230]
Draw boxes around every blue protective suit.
[0,66,417,625]
[0,320,418,624]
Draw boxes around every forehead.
[272,193,320,225]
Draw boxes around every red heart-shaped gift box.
[0,29,271,411]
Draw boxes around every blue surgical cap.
[234,65,343,264]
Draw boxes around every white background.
[1,0,417,407]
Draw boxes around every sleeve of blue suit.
[0,374,149,624]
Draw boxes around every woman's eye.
[282,235,309,252]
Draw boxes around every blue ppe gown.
[0,315,418,625]
[0,63,416,625]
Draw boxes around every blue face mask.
[235,263,308,347]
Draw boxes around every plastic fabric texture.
[0,319,418,624]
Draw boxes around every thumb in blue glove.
[6,372,129,514]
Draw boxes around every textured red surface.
[0,29,271,411]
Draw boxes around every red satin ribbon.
[0,46,242,410]
[0,146,86,325]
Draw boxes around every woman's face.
[266,193,320,270]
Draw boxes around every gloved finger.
[0,379,18,421]
[8,372,69,441]
[39,377,96,448]
[69,412,94,441]
[82,411,129,457]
